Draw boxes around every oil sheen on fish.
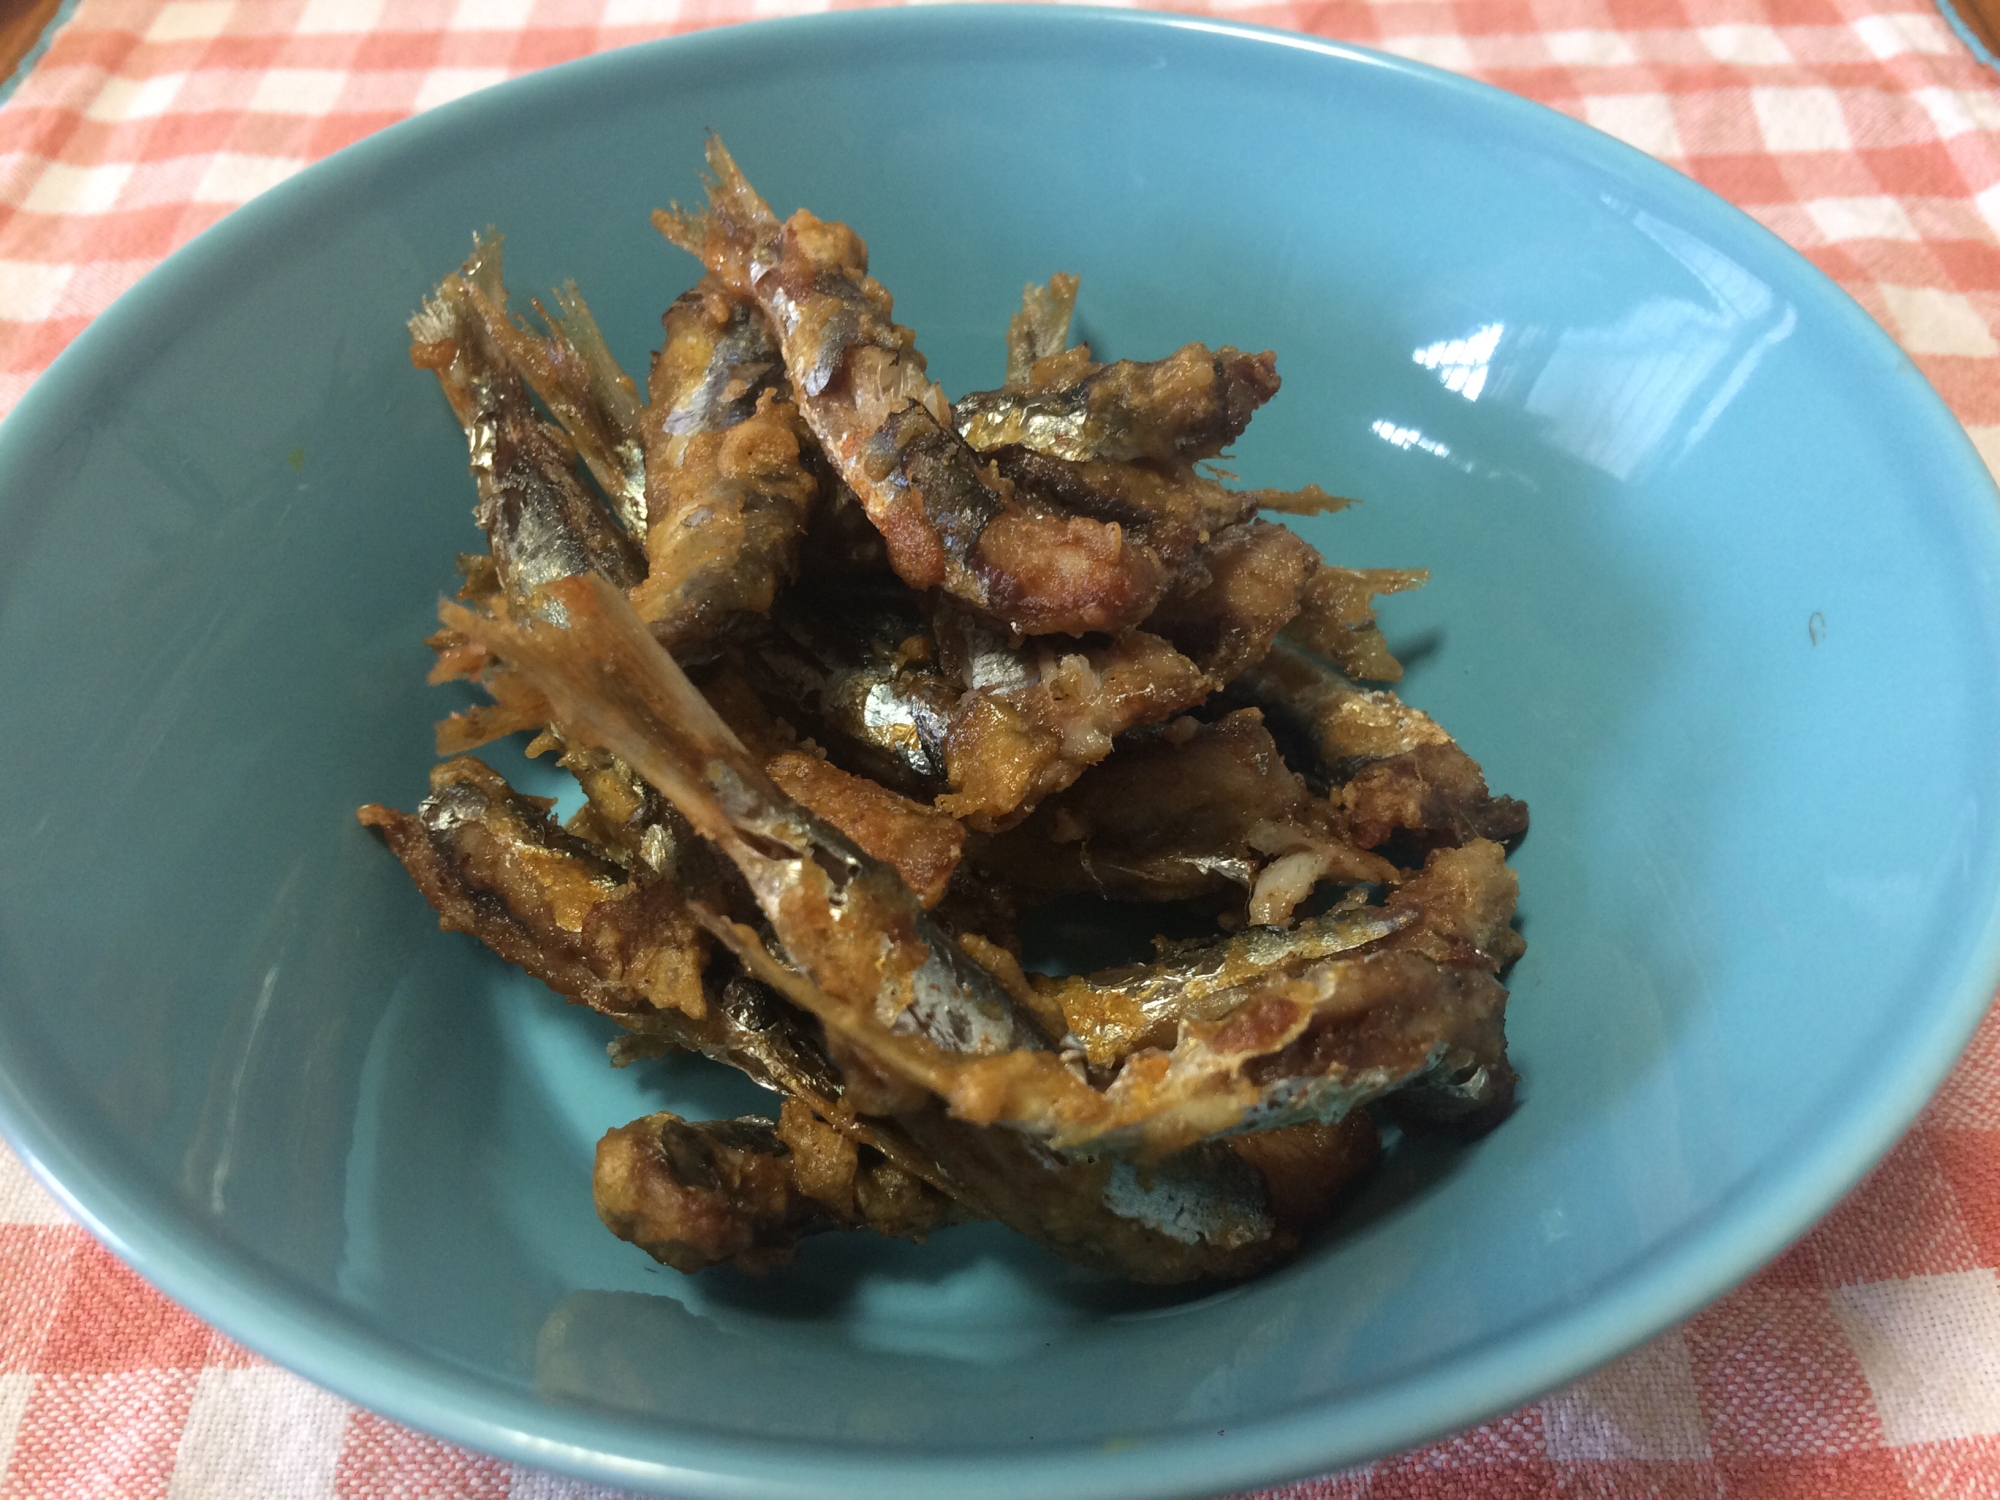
[372,151,1530,1285]
[956,342,1282,466]
[474,275,650,539]
[653,139,1178,637]
[631,277,819,649]
[409,235,643,606]
[364,705,1298,1280]
[453,573,1051,1060]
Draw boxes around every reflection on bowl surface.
[1,8,1998,1499]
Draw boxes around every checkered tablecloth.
[1,1,1997,1496]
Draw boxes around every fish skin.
[478,276,650,540]
[1224,643,1529,853]
[955,343,1282,466]
[738,581,958,794]
[1223,641,1451,790]
[594,1110,968,1274]
[453,573,1053,1061]
[383,177,1531,1282]
[363,753,1295,1281]
[1029,900,1420,1065]
[705,837,1519,1163]
[652,280,788,439]
[633,277,819,650]
[654,138,1176,638]
[410,235,643,607]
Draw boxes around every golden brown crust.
[766,748,965,907]
[973,709,1395,922]
[956,344,1281,466]
[973,508,1170,638]
[1228,1113,1381,1230]
[661,143,1203,639]
[1147,519,1321,680]
[707,838,1519,1159]
[359,756,710,1024]
[635,281,818,648]
[938,631,1212,830]
[376,148,1530,1287]
[1344,743,1531,857]
[595,1114,827,1274]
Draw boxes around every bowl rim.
[2,7,1998,1497]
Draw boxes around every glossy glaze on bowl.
[1,9,1998,1498]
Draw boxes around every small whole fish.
[452,576,1519,1164]
[956,342,1282,467]
[1225,642,1529,851]
[371,619,1313,1280]
[654,140,1178,637]
[408,236,643,606]
[368,145,1528,1284]
[631,277,819,649]
[456,573,1053,1060]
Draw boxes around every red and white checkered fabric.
[0,1,1996,1496]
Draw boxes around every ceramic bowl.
[2,8,1998,1497]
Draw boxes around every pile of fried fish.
[359,140,1528,1285]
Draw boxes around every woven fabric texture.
[0,1,1997,1497]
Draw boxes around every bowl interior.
[2,10,1998,1497]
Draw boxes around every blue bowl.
[2,8,1997,1497]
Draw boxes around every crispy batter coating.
[985,446,1258,552]
[936,627,1213,830]
[595,1110,964,1273]
[457,575,1056,1062]
[1148,518,1322,679]
[745,585,1218,831]
[766,748,965,908]
[360,757,710,1023]
[1227,643,1528,854]
[363,755,1310,1280]
[655,141,1180,637]
[1229,641,1451,775]
[633,279,818,648]
[596,1114,837,1274]
[1344,743,1532,857]
[957,343,1281,465]
[371,148,1527,1285]
[1287,565,1429,684]
[710,839,1520,1157]
[972,709,1395,925]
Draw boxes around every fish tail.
[450,573,780,852]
